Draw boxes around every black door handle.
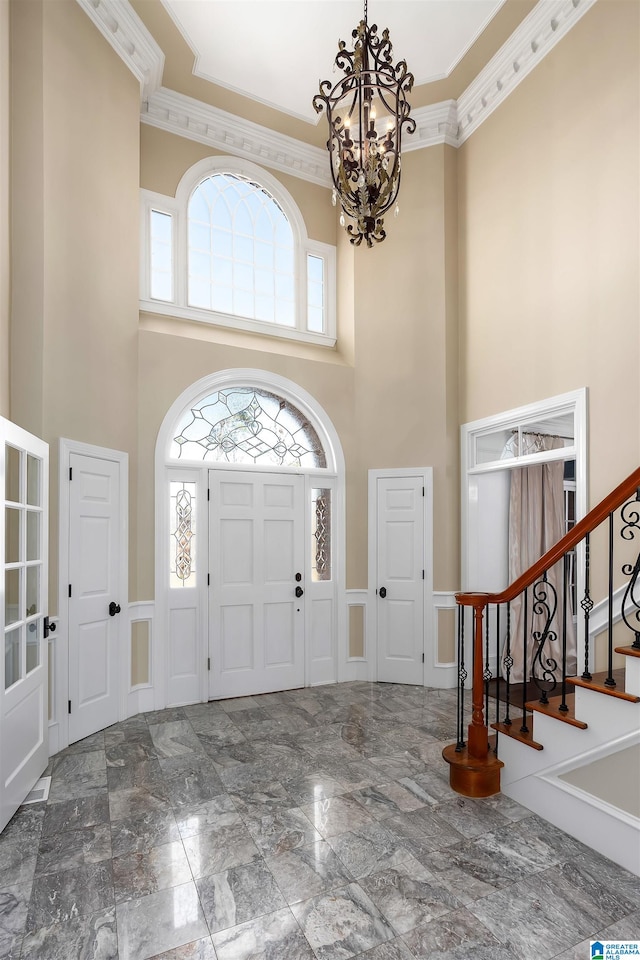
[379,587,387,598]
[295,585,304,598]
[109,601,121,617]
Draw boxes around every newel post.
[467,601,489,759]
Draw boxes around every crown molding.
[77,0,598,186]
[142,87,332,188]
[457,0,597,144]
[404,101,459,152]
[74,0,164,103]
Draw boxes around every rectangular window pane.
[26,565,40,616]
[6,445,21,503]
[27,511,39,561]
[6,508,20,564]
[150,210,173,302]
[5,568,20,625]
[5,627,22,689]
[307,256,325,333]
[26,619,41,674]
[311,488,331,582]
[26,455,40,505]
[169,481,197,589]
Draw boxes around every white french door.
[374,473,426,684]
[67,452,122,743]
[1,418,48,833]
[209,470,305,699]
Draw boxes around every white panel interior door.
[1,417,48,833]
[68,453,121,743]
[209,470,305,698]
[376,475,425,684]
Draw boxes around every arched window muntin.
[140,157,337,347]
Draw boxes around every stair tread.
[615,645,640,659]
[490,719,544,750]
[567,670,640,703]
[524,693,588,729]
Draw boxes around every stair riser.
[625,657,640,697]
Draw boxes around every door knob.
[109,601,121,617]
[295,585,304,598]
[379,587,387,598]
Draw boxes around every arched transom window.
[188,175,295,326]
[140,157,336,346]
[171,386,327,468]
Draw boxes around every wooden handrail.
[456,466,640,608]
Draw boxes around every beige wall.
[10,0,140,606]
[0,0,9,417]
[459,0,640,511]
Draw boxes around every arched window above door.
[171,386,327,468]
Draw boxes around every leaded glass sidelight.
[171,387,327,468]
[311,488,331,581]
[170,481,197,588]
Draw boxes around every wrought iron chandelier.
[313,0,415,247]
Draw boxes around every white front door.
[209,470,305,699]
[1,418,48,833]
[68,453,122,743]
[375,474,425,684]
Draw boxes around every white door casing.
[58,440,128,751]
[369,469,433,686]
[1,417,48,833]
[209,470,305,698]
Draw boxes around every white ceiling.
[161,0,506,123]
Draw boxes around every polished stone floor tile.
[113,839,192,903]
[115,881,209,960]
[402,905,504,960]
[108,781,173,822]
[0,881,32,959]
[183,821,260,879]
[34,823,111,877]
[291,882,396,960]
[5,682,636,960]
[148,937,217,959]
[174,794,240,839]
[26,861,114,932]
[148,721,205,760]
[42,794,109,837]
[19,905,117,960]
[265,839,354,903]
[353,781,427,820]
[359,855,462,934]
[110,808,181,858]
[196,858,286,934]
[211,906,316,960]
[244,806,321,855]
[301,793,375,839]
[326,821,412,879]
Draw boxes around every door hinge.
[68,584,72,598]
[422,570,425,580]
[422,653,425,663]
[207,574,210,586]
[422,486,425,496]
[69,467,73,481]
[207,488,210,501]
[68,700,71,714]
[207,657,211,671]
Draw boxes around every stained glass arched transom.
[188,174,295,326]
[171,387,327,468]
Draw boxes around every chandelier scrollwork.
[313,1,415,247]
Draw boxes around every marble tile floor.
[0,681,638,960]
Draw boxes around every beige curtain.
[503,435,577,685]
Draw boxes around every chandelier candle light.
[313,0,415,247]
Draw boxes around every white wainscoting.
[128,601,155,716]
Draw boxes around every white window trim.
[140,156,337,347]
